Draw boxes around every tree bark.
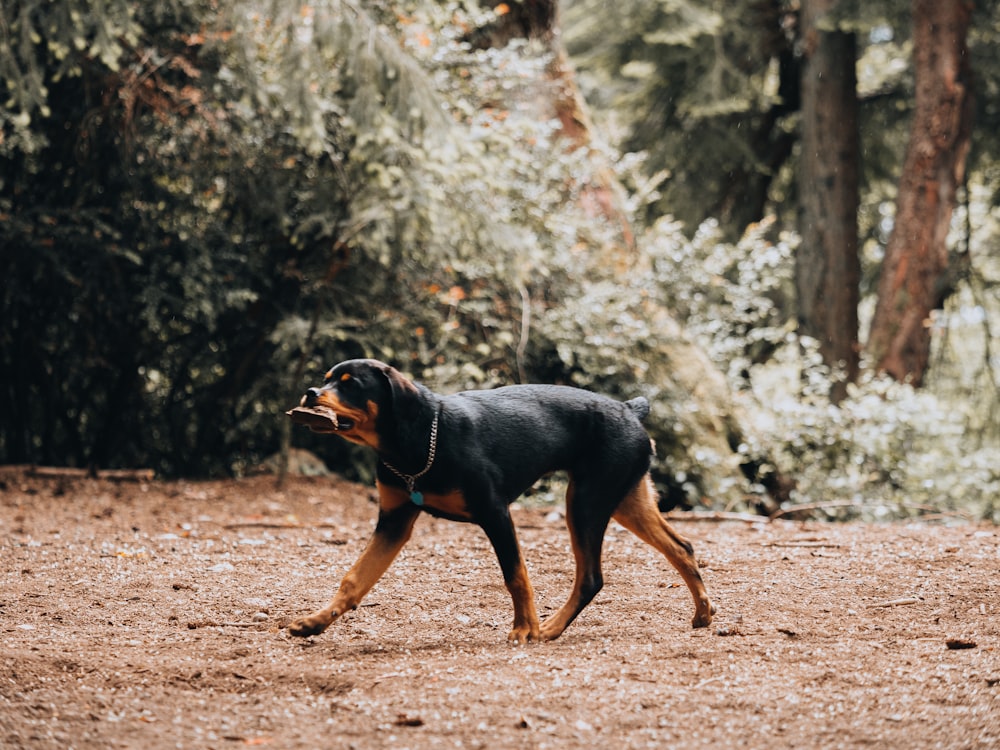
[866,0,973,386]
[796,0,860,403]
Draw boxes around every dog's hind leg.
[612,474,715,628]
[538,478,613,641]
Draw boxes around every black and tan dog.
[286,358,714,643]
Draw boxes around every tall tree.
[866,0,974,386]
[563,0,801,240]
[796,0,860,402]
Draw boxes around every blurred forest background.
[2,0,998,520]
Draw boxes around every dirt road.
[2,468,998,748]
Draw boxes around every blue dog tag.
[411,491,424,506]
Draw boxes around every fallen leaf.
[395,713,424,727]
[945,638,977,650]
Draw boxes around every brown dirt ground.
[1,466,998,749]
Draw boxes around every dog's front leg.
[288,499,420,638]
[479,507,540,644]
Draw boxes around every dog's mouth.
[286,405,355,433]
[331,414,355,430]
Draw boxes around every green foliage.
[0,0,645,478]
[564,0,800,236]
[646,216,1000,521]
[649,216,796,384]
[1,0,141,158]
[755,360,1000,523]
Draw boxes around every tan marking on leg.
[612,475,715,628]
[505,558,540,644]
[287,487,418,637]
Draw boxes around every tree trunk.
[866,0,973,386]
[796,0,860,403]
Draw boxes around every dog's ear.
[374,362,421,418]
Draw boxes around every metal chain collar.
[380,409,439,497]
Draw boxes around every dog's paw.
[287,613,331,638]
[507,624,540,645]
[691,600,716,629]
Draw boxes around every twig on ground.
[870,597,921,608]
[769,500,857,519]
[663,511,765,523]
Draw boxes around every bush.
[646,215,1000,521]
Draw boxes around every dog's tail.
[625,396,650,422]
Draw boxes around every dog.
[286,358,714,643]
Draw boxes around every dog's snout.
[301,387,322,407]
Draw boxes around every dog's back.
[442,385,652,499]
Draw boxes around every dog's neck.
[376,388,441,476]
[379,409,439,503]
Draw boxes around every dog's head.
[300,359,418,449]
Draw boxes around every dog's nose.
[302,387,322,407]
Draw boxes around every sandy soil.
[2,466,998,749]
